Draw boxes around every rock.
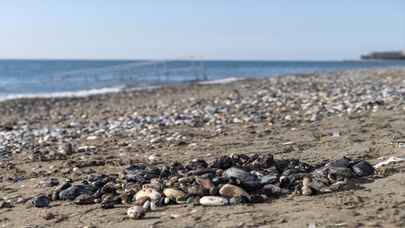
[100,201,115,209]
[32,195,50,208]
[374,156,405,169]
[74,194,95,205]
[135,196,151,206]
[229,196,250,205]
[59,185,94,201]
[52,181,72,200]
[186,196,200,206]
[260,174,279,185]
[352,161,374,177]
[199,196,228,206]
[327,157,351,168]
[196,177,214,189]
[0,201,13,209]
[59,143,74,155]
[223,167,261,190]
[302,176,313,196]
[135,188,161,201]
[150,200,158,211]
[42,178,59,187]
[258,184,289,196]
[187,185,205,196]
[142,200,151,211]
[127,206,145,219]
[210,156,234,169]
[163,188,186,200]
[219,184,250,198]
[327,167,352,181]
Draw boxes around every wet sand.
[1,68,405,227]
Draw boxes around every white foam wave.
[0,77,245,102]
[0,86,125,102]
[197,77,243,85]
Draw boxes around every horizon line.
[0,57,361,62]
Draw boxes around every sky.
[1,1,404,60]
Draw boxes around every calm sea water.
[0,60,405,99]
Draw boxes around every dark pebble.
[223,167,261,190]
[59,185,94,201]
[32,195,50,208]
[352,160,375,177]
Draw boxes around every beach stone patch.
[34,152,380,219]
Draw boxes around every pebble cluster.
[25,153,375,219]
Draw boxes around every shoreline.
[1,66,405,103]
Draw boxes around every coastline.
[0,65,403,103]
[1,68,405,227]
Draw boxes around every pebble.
[135,188,161,201]
[219,184,250,198]
[163,188,186,200]
[0,201,13,209]
[32,195,50,208]
[127,206,145,219]
[223,167,260,190]
[135,196,151,206]
[352,161,375,177]
[74,194,95,205]
[302,176,313,196]
[142,200,151,211]
[59,185,94,201]
[199,196,229,206]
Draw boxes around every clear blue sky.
[1,1,404,60]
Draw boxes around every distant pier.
[361,51,405,60]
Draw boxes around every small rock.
[0,201,13,209]
[352,161,374,177]
[328,157,351,168]
[260,174,279,185]
[74,194,95,205]
[135,188,161,201]
[196,177,214,189]
[127,206,145,219]
[223,167,261,190]
[58,143,74,155]
[302,176,313,196]
[142,200,151,210]
[59,185,93,201]
[135,196,151,206]
[163,197,171,205]
[150,200,158,211]
[258,184,289,196]
[219,184,250,198]
[229,196,250,205]
[163,188,186,200]
[100,201,115,209]
[32,195,50,208]
[199,196,228,206]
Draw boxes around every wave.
[0,77,245,102]
[0,86,125,102]
[197,77,243,85]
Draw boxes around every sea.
[0,59,405,101]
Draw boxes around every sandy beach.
[1,68,405,228]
